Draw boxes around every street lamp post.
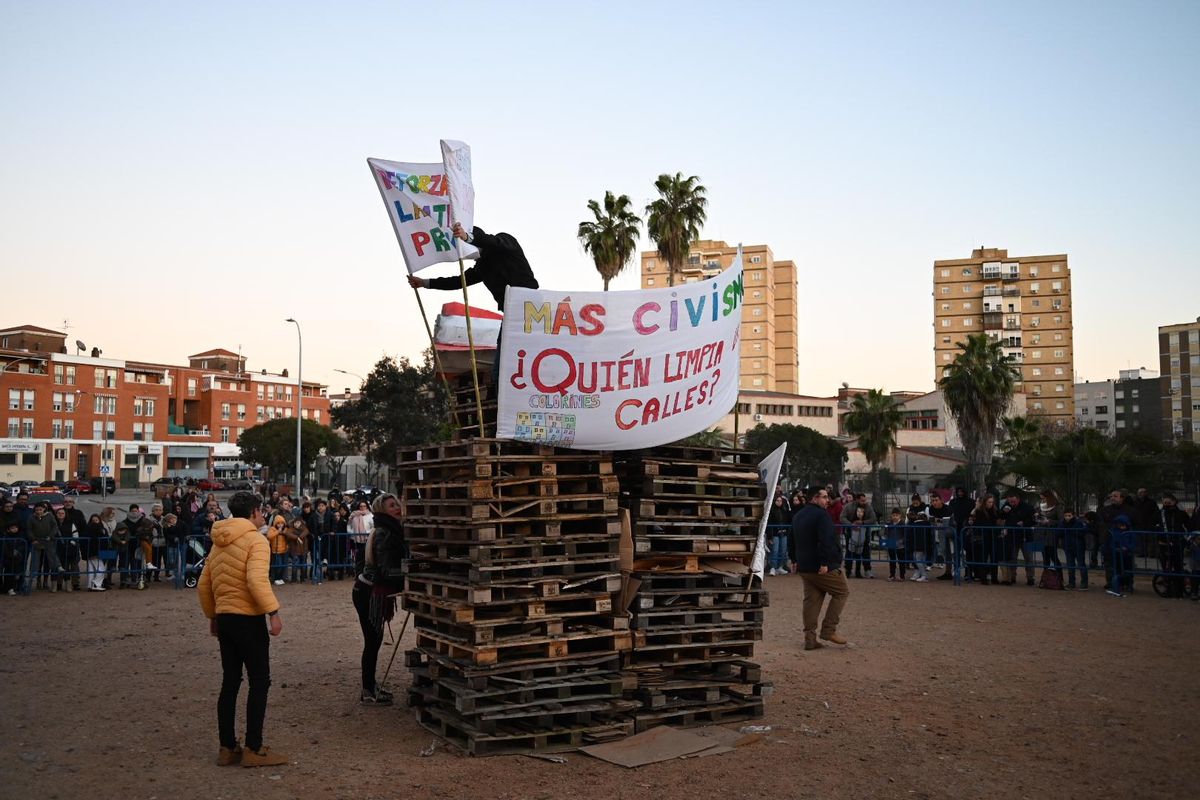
[285,319,302,499]
[76,389,110,500]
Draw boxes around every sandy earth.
[2,572,1197,800]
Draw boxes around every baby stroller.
[183,538,209,588]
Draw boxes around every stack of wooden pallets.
[615,445,771,732]
[398,432,638,756]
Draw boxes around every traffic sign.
[100,465,110,475]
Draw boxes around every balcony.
[1003,287,1021,297]
[983,286,1002,297]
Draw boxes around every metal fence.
[764,523,1200,598]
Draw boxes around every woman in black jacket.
[351,492,408,706]
[970,495,1001,585]
[82,513,108,591]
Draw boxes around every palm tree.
[998,414,1049,489]
[577,191,641,291]
[843,389,904,514]
[645,172,707,287]
[939,334,1021,498]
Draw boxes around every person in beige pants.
[790,487,850,650]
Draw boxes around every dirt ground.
[2,572,1197,800]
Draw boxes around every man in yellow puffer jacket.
[197,492,289,768]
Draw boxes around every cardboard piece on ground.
[681,725,766,757]
[580,725,714,768]
[619,575,642,616]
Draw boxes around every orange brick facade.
[0,326,330,486]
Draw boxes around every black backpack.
[1038,568,1064,590]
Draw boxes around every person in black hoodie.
[408,222,539,384]
[352,492,408,705]
[1157,493,1192,598]
[999,489,1037,586]
[790,487,849,650]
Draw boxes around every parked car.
[197,478,226,491]
[226,478,255,491]
[26,490,67,511]
[39,480,68,491]
[65,479,92,494]
[88,476,117,494]
[10,480,40,496]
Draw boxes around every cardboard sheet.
[580,726,714,767]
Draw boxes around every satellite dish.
[76,340,86,352]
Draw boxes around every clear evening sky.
[1,1,1196,397]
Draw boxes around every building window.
[1055,384,1065,393]
[1054,367,1064,376]
[132,422,144,441]
[1054,349,1065,358]
[133,398,143,415]
[53,447,67,460]
[52,392,63,412]
[963,301,973,310]
[237,404,246,421]
[187,378,197,397]
[1031,299,1040,308]
[23,390,34,410]
[256,406,264,421]
[962,285,973,293]
[941,303,950,311]
[54,365,64,384]
[7,419,20,437]
[65,366,75,385]
[942,353,951,361]
[1051,281,1063,292]
[1052,264,1062,273]
[220,427,230,443]
[940,269,950,278]
[941,286,950,295]
[1032,367,1042,376]
[963,318,974,327]
[22,419,34,437]
[52,420,62,438]
[646,278,655,286]
[1029,266,1039,277]
[144,423,154,441]
[22,452,39,465]
[64,420,74,438]
[7,389,18,410]
[1055,401,1065,410]
[256,385,264,400]
[221,403,231,420]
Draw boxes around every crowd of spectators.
[0,486,379,595]
[765,485,1200,599]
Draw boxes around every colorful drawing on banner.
[366,156,478,273]
[497,251,745,451]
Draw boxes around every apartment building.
[0,324,330,486]
[1074,380,1117,434]
[933,248,1074,425]
[1160,317,1200,443]
[641,240,798,393]
[1115,367,1162,440]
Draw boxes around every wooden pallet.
[401,590,614,625]
[406,474,620,502]
[632,533,756,556]
[416,626,634,666]
[633,584,768,610]
[632,691,764,733]
[406,648,624,685]
[635,497,762,519]
[415,704,633,757]
[406,514,621,544]
[404,573,622,605]
[630,607,764,629]
[405,493,618,521]
[408,534,620,563]
[626,659,763,685]
[410,608,628,647]
[409,669,631,717]
[405,552,620,585]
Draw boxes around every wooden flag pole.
[409,284,461,431]
[456,256,487,438]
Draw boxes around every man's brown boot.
[216,743,242,766]
[242,746,289,767]
[820,631,848,645]
[804,633,823,651]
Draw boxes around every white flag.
[750,443,788,582]
[440,139,475,250]
[366,156,478,273]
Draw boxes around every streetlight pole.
[285,319,302,500]
[76,389,109,500]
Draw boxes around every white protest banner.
[439,139,475,247]
[496,250,745,450]
[750,443,787,582]
[366,157,478,273]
